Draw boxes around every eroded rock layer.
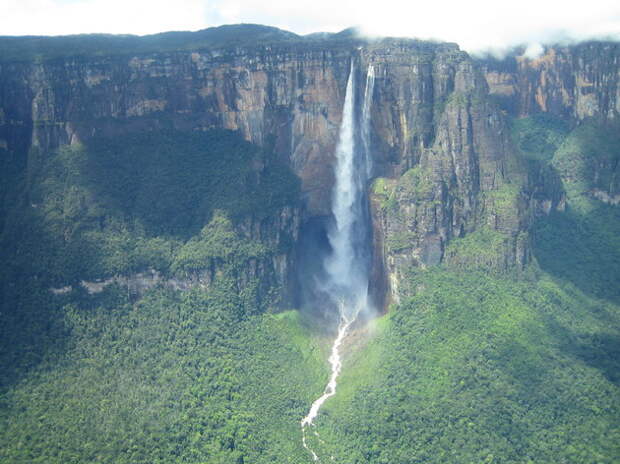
[1,29,618,305]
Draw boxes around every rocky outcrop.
[0,35,470,217]
[235,205,301,305]
[480,42,620,121]
[358,41,466,174]
[0,32,471,307]
[368,41,620,303]
[50,269,189,296]
[1,45,354,215]
[370,82,531,302]
[2,28,617,307]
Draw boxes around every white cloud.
[523,43,545,59]
[1,0,619,54]
[0,0,207,36]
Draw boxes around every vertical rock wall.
[1,36,617,307]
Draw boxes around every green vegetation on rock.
[0,129,299,284]
[371,176,397,211]
[0,128,316,463]
[171,212,268,278]
[511,113,570,162]
[551,121,620,212]
[398,166,434,201]
[443,226,511,270]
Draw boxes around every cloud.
[523,43,545,59]
[356,0,620,53]
[1,0,619,54]
[0,0,207,36]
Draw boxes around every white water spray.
[301,62,375,461]
[361,64,375,179]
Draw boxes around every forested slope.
[312,116,620,464]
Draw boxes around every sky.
[1,0,619,54]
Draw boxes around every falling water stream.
[361,64,375,179]
[301,61,375,461]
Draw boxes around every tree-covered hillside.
[306,117,620,463]
[0,129,323,463]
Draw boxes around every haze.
[1,0,619,54]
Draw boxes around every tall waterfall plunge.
[301,62,375,461]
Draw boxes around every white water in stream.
[301,62,375,461]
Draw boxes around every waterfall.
[361,64,375,180]
[301,61,375,461]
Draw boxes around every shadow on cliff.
[532,202,620,304]
[80,128,299,239]
[294,216,340,327]
[0,128,302,390]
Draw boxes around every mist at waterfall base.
[299,63,376,460]
[296,63,376,329]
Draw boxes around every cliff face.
[0,34,469,305]
[1,45,355,216]
[1,31,617,306]
[368,41,620,303]
[369,68,530,302]
[0,39,465,215]
[358,42,466,174]
[481,42,620,121]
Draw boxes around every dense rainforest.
[0,25,619,463]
